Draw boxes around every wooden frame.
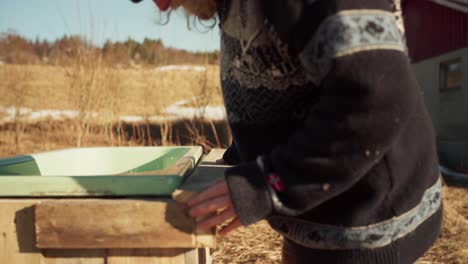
[0,149,228,264]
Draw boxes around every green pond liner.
[0,146,203,197]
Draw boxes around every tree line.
[0,31,220,67]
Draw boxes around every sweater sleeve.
[225,0,421,225]
[222,140,242,165]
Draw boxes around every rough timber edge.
[173,148,230,249]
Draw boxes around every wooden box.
[0,148,228,264]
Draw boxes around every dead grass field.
[0,64,223,117]
[0,64,467,263]
[0,63,225,148]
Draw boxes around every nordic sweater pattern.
[268,178,441,249]
[219,0,442,263]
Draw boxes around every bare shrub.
[65,44,107,147]
[0,66,34,153]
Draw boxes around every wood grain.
[0,199,106,264]
[0,201,43,264]
[108,249,188,264]
[41,249,106,264]
[35,199,196,249]
[175,149,230,198]
[173,149,230,249]
[107,248,211,264]
[1,199,210,263]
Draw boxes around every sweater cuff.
[222,142,241,165]
[225,161,273,226]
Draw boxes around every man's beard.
[173,0,218,20]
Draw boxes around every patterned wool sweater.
[218,0,442,263]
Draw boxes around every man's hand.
[186,178,242,236]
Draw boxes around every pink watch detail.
[267,173,285,192]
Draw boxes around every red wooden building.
[403,0,468,62]
[402,0,468,171]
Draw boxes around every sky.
[0,0,221,52]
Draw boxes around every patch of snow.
[169,96,204,107]
[119,115,145,123]
[155,65,207,72]
[171,99,191,107]
[32,109,82,120]
[164,105,225,120]
[163,98,226,120]
[1,107,80,121]
[0,99,226,124]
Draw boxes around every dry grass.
[212,187,468,264]
[0,62,223,148]
[213,221,282,264]
[416,186,468,264]
[0,64,223,118]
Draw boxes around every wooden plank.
[191,248,212,264]
[173,149,230,249]
[107,248,211,264]
[0,200,42,264]
[41,249,106,264]
[175,149,230,196]
[107,249,189,264]
[2,198,211,263]
[35,199,196,249]
[0,199,106,264]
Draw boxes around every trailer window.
[440,58,462,91]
